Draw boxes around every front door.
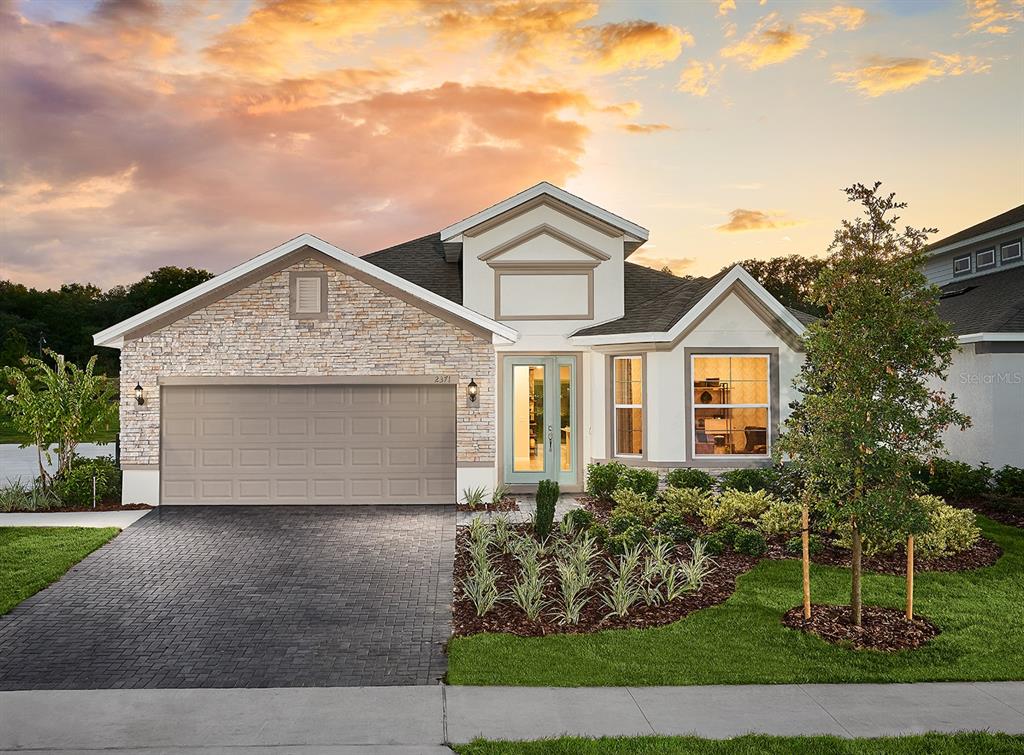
[503,356,577,486]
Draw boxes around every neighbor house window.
[612,356,643,457]
[290,273,327,319]
[952,255,971,276]
[1002,240,1022,263]
[976,248,996,269]
[692,355,769,457]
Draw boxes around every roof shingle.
[937,265,1024,335]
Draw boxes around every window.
[290,273,327,319]
[692,355,769,457]
[612,356,643,457]
[976,248,996,269]
[1002,240,1022,263]
[953,255,971,276]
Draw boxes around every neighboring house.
[927,204,1024,469]
[94,183,811,505]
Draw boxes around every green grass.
[0,527,119,614]
[0,415,117,444]
[447,516,1024,686]
[453,733,1024,754]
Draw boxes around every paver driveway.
[0,506,455,689]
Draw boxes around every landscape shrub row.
[0,456,121,512]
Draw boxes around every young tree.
[2,351,118,488]
[778,183,969,627]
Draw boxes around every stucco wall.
[938,344,1024,468]
[119,257,496,468]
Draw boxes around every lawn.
[447,516,1024,686]
[0,415,117,444]
[0,527,119,614]
[453,733,1024,754]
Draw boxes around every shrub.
[734,529,768,557]
[52,456,121,507]
[718,522,742,547]
[653,512,695,544]
[701,489,778,531]
[660,486,714,519]
[608,511,645,536]
[616,467,659,498]
[588,523,610,545]
[490,483,511,507]
[757,500,803,537]
[534,479,559,539]
[0,480,60,512]
[763,463,808,501]
[611,488,660,523]
[563,508,594,533]
[586,461,626,499]
[994,466,1024,498]
[924,458,992,500]
[665,468,714,491]
[461,485,486,510]
[719,468,774,493]
[837,495,981,558]
[608,524,648,555]
[785,534,823,557]
[701,533,725,556]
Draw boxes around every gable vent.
[295,277,322,313]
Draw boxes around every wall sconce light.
[467,377,479,403]
[134,383,145,405]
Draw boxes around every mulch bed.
[782,604,940,651]
[2,502,152,513]
[954,498,1024,529]
[812,536,1002,575]
[456,496,519,513]
[452,523,758,637]
[575,493,614,522]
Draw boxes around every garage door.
[160,384,456,504]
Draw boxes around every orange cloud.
[834,53,991,96]
[716,0,737,18]
[966,0,1024,34]
[717,209,802,232]
[621,122,672,134]
[720,13,812,70]
[677,59,721,96]
[583,20,693,72]
[799,5,867,32]
[629,251,696,276]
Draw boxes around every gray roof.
[364,236,816,336]
[927,204,1024,252]
[938,265,1024,335]
[362,233,463,305]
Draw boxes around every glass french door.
[503,356,576,486]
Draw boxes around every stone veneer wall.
[119,257,496,466]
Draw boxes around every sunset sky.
[2,0,1022,289]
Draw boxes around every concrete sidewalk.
[0,509,151,529]
[1,682,1021,752]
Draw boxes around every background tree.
[778,182,969,627]
[2,351,118,487]
[719,254,828,317]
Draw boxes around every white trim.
[927,220,1024,257]
[569,266,806,346]
[958,333,1024,343]
[975,248,996,269]
[952,254,972,276]
[93,233,519,348]
[439,182,649,243]
[1001,239,1022,262]
[690,353,771,459]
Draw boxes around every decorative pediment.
[476,223,611,263]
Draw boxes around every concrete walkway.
[0,442,114,485]
[0,509,151,529]
[1,683,1021,752]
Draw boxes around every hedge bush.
[660,486,714,518]
[837,495,981,559]
[52,456,121,507]
[610,488,659,523]
[994,466,1024,498]
[534,479,559,539]
[719,468,774,493]
[757,500,803,537]
[653,512,695,544]
[701,489,778,531]
[734,529,768,557]
[563,508,595,533]
[616,467,659,498]
[664,468,714,491]
[785,534,824,557]
[923,458,992,500]
[585,461,625,499]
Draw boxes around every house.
[927,204,1024,469]
[94,183,811,505]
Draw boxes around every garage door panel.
[161,384,456,504]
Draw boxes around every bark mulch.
[782,604,940,651]
[452,524,758,638]
[456,496,520,513]
[4,502,152,513]
[954,498,1024,529]
[812,536,1002,575]
[575,493,614,522]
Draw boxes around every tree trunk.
[850,519,863,628]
